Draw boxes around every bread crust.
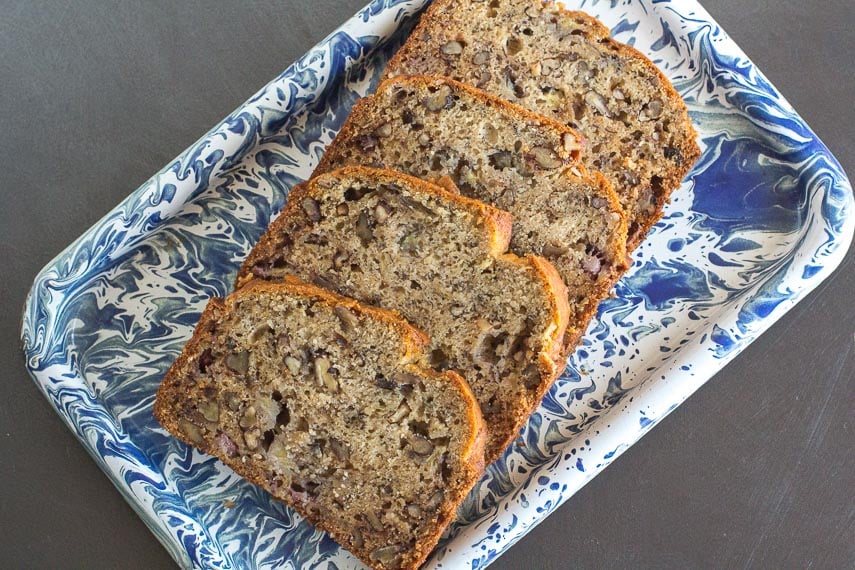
[557,168,629,354]
[476,252,570,456]
[155,278,486,570]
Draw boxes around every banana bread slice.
[236,166,569,462]
[154,278,486,570]
[384,0,701,248]
[313,76,627,351]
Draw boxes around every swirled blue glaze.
[21,1,853,568]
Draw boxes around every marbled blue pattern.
[21,1,853,568]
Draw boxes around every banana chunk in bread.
[385,0,701,248]
[154,278,486,570]
[314,77,627,350]
[236,166,569,462]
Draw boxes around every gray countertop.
[1,1,852,568]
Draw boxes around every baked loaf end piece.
[385,0,701,248]
[237,166,570,462]
[313,77,627,351]
[154,278,486,570]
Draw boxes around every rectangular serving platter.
[21,0,853,568]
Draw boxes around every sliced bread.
[385,0,701,248]
[313,76,628,350]
[154,277,486,570]
[236,166,569,462]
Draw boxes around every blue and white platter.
[20,1,854,568]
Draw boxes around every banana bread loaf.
[154,278,486,570]
[236,166,569,462]
[385,0,701,248]
[313,76,627,351]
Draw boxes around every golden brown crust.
[235,184,307,290]
[557,168,629,355]
[154,298,226,430]
[433,175,461,195]
[384,0,701,251]
[155,278,487,570]
[481,252,570,460]
[393,363,486,567]
[525,254,570,373]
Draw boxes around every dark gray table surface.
[2,1,852,568]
